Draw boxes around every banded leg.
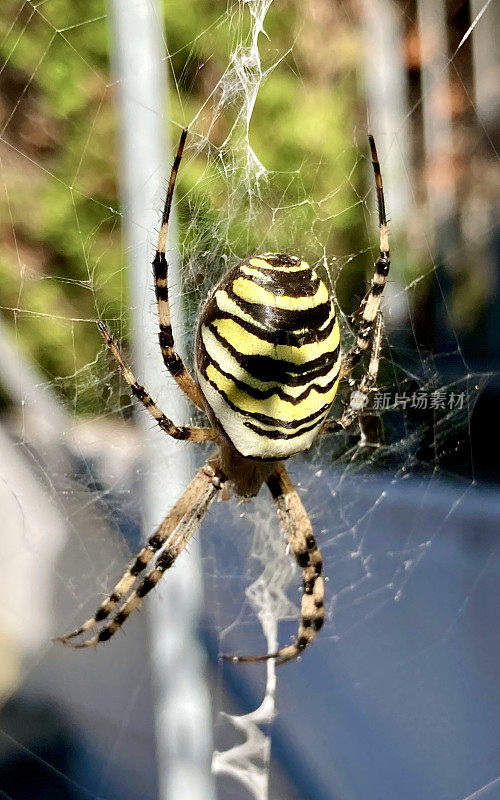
[153,127,205,410]
[98,321,218,443]
[223,463,325,666]
[56,462,225,647]
[322,312,383,434]
[341,135,390,379]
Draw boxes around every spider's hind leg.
[322,311,384,438]
[153,127,205,411]
[340,134,390,380]
[98,322,217,444]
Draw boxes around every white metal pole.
[470,0,499,130]
[417,0,456,228]
[361,0,411,232]
[361,0,411,328]
[108,2,215,798]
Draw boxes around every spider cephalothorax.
[57,129,389,665]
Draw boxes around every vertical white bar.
[470,0,499,130]
[361,0,411,231]
[417,0,456,226]
[108,2,215,798]
[361,0,410,325]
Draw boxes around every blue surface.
[210,465,500,800]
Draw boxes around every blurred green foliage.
[0,0,372,413]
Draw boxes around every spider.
[57,129,390,665]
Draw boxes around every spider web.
[0,2,498,800]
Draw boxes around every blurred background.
[0,1,498,798]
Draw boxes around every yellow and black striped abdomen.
[195,253,341,460]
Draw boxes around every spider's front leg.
[56,461,226,647]
[223,463,325,666]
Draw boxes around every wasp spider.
[57,130,390,665]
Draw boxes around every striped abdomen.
[195,253,341,460]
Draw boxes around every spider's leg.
[341,135,390,379]
[98,322,218,443]
[223,463,324,666]
[322,312,384,434]
[56,461,225,647]
[153,127,205,411]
